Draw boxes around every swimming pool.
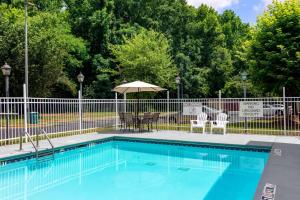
[0,139,269,200]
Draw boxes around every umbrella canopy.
[112,81,166,94]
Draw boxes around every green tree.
[0,4,87,97]
[219,10,252,97]
[182,5,233,97]
[110,29,177,89]
[250,0,300,96]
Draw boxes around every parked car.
[263,104,293,116]
[169,106,220,124]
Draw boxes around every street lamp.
[77,72,84,133]
[241,71,248,98]
[77,72,84,98]
[1,63,11,144]
[241,71,248,133]
[1,63,11,97]
[175,75,181,130]
[175,75,181,99]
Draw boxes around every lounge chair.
[190,113,208,134]
[210,113,229,135]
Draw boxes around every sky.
[186,0,278,24]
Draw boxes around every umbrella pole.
[137,88,140,131]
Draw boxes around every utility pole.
[25,0,29,96]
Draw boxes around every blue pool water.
[0,140,269,200]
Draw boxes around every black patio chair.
[151,112,160,131]
[118,112,125,131]
[140,112,152,131]
[124,113,134,131]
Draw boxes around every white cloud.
[263,0,273,7]
[253,0,285,13]
[186,0,239,10]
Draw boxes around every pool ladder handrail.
[25,130,54,158]
[38,129,55,156]
[24,131,38,157]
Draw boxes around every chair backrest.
[118,112,125,122]
[152,112,160,122]
[216,113,228,125]
[124,113,134,124]
[197,113,208,121]
[143,112,152,123]
[143,112,152,118]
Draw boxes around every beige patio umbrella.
[112,80,166,118]
[112,80,166,94]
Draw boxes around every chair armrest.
[190,120,197,124]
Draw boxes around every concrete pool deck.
[1,131,300,200]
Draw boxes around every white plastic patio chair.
[190,113,208,134]
[210,113,229,135]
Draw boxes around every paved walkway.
[1,131,300,159]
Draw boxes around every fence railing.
[120,97,300,135]
[1,96,300,146]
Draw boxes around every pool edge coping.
[0,135,272,163]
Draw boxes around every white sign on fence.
[183,102,202,115]
[239,101,263,117]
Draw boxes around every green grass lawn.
[1,113,300,136]
[0,112,116,128]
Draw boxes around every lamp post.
[175,75,181,130]
[241,71,247,99]
[176,75,181,99]
[25,0,29,96]
[241,71,248,133]
[77,72,84,132]
[77,72,84,98]
[1,63,11,143]
[2,63,11,97]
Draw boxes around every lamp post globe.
[1,63,11,77]
[77,72,84,83]
[241,71,248,81]
[1,63,11,98]
[77,72,84,98]
[240,71,248,98]
[175,75,181,84]
[175,75,181,99]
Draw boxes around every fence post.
[167,90,170,130]
[218,90,222,112]
[283,87,287,136]
[21,84,28,150]
[115,92,118,130]
[79,90,82,134]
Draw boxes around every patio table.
[133,114,153,131]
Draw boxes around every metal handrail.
[40,129,54,155]
[24,132,38,156]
